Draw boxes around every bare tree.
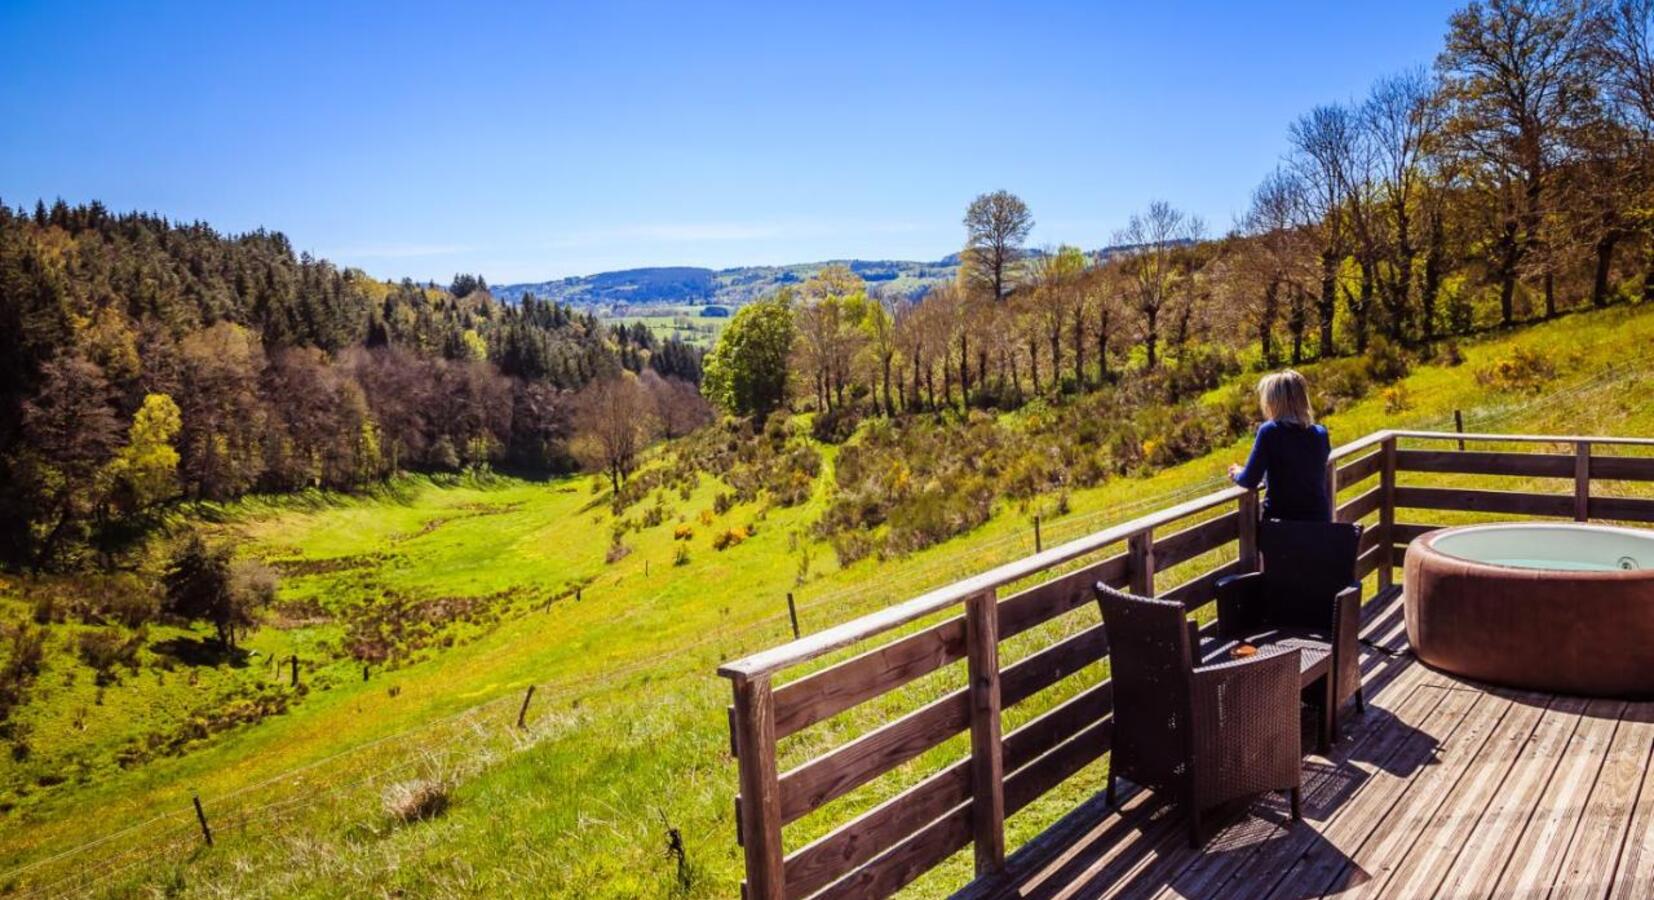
[1289,103,1360,357]
[1240,168,1317,366]
[1113,201,1205,369]
[570,373,657,493]
[1364,68,1444,341]
[1439,0,1594,323]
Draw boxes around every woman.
[1228,369,1331,522]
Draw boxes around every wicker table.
[1201,630,1336,751]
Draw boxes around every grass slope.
[1,304,1652,898]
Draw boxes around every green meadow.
[1,303,1652,897]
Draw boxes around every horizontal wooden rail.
[722,428,1654,899]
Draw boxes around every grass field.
[1,304,1652,898]
[600,309,727,347]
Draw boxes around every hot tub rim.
[1416,521,1654,577]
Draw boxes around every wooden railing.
[716,429,1654,899]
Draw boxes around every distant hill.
[491,243,1187,312]
[490,258,962,310]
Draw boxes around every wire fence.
[3,353,1649,897]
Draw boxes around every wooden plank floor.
[960,588,1654,900]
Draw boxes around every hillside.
[489,242,1186,312]
[1,302,1650,897]
[490,258,963,310]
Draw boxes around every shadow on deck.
[957,588,1654,899]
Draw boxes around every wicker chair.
[1095,583,1304,848]
[1215,519,1364,744]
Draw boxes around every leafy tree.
[702,292,796,418]
[962,191,1034,303]
[105,392,182,512]
[570,373,657,492]
[18,353,122,568]
[162,534,264,650]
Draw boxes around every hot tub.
[1404,523,1654,697]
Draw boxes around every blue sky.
[0,1,1458,284]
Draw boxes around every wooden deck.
[961,588,1654,900]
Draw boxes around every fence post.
[517,685,536,728]
[1127,530,1155,597]
[1237,491,1259,572]
[1379,435,1397,590]
[964,589,1006,875]
[1454,410,1466,451]
[1575,441,1591,522]
[1034,514,1043,553]
[730,676,784,900]
[785,593,800,640]
[290,655,299,688]
[193,795,213,847]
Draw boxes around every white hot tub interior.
[1429,523,1653,572]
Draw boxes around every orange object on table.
[1231,643,1257,659]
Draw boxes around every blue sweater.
[1232,420,1332,521]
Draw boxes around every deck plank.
[1420,695,1588,899]
[1487,699,1624,897]
[1363,693,1549,899]
[1608,703,1654,900]
[1252,683,1484,899]
[1552,702,1654,900]
[1319,686,1516,898]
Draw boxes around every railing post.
[730,675,784,900]
[1379,435,1397,590]
[1237,491,1259,572]
[1575,441,1591,522]
[1326,459,1339,522]
[964,589,1006,875]
[1127,529,1155,597]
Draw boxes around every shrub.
[77,628,144,685]
[383,776,452,824]
[831,531,876,567]
[711,526,749,551]
[811,405,863,444]
[672,524,694,541]
[1382,384,1413,415]
[698,509,715,526]
[1475,346,1557,394]
[673,544,690,567]
[1361,338,1410,384]
[604,539,631,564]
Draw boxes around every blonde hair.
[1257,369,1315,426]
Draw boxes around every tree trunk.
[1349,261,1373,353]
[1143,307,1159,370]
[1097,308,1111,382]
[1644,241,1654,305]
[1592,231,1618,308]
[1027,333,1040,394]
[1072,307,1086,389]
[1260,278,1279,368]
[1318,251,1338,358]
[881,354,893,416]
[1497,216,1519,326]
[1421,217,1442,342]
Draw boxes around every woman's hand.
[1227,462,1243,479]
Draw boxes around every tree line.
[0,202,707,570]
[703,0,1654,424]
